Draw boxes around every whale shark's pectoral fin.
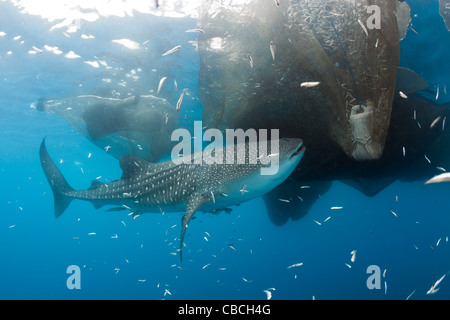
[180,192,211,261]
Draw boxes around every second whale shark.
[40,138,305,259]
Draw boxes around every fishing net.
[198,0,400,164]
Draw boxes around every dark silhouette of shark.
[265,90,450,225]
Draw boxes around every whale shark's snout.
[258,138,305,178]
[278,138,305,162]
[287,139,305,161]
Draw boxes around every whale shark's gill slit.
[290,146,306,160]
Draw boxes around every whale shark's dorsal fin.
[119,155,155,180]
[180,192,211,261]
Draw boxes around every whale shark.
[34,95,179,163]
[40,138,305,259]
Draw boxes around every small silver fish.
[164,289,172,296]
[263,290,272,300]
[358,19,369,36]
[301,81,320,87]
[399,91,408,99]
[247,54,253,68]
[157,76,167,94]
[425,172,450,184]
[162,45,181,56]
[409,26,418,34]
[185,28,205,34]
[240,184,248,195]
[427,274,445,295]
[350,250,356,263]
[270,41,275,60]
[406,289,416,300]
[287,262,303,269]
[32,46,43,53]
[176,91,184,112]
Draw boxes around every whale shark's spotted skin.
[40,138,305,259]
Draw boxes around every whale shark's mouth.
[290,144,306,160]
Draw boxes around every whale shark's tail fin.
[39,139,74,218]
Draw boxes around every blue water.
[1,0,450,300]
